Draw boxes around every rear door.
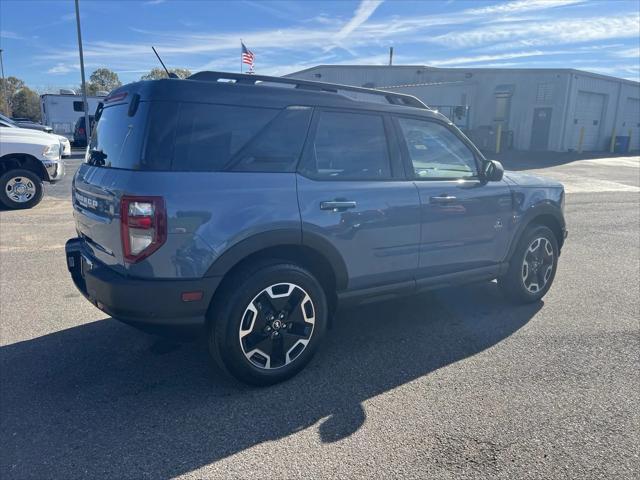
[392,115,513,278]
[296,109,421,291]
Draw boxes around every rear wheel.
[0,169,44,209]
[499,225,559,304]
[208,261,327,386]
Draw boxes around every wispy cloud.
[60,12,76,22]
[335,0,383,41]
[0,30,24,40]
[430,14,640,49]
[144,0,166,5]
[429,50,572,67]
[614,46,640,58]
[464,0,585,16]
[47,63,79,74]
[34,0,640,83]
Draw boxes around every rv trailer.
[40,91,106,141]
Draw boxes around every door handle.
[430,195,457,204]
[320,200,357,211]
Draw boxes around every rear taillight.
[78,127,85,136]
[120,196,167,263]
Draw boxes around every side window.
[172,103,279,171]
[397,117,477,179]
[73,101,85,112]
[302,110,391,180]
[229,107,312,172]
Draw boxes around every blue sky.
[1,0,639,90]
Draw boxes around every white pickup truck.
[0,124,66,209]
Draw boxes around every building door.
[622,97,640,151]
[530,107,552,150]
[572,91,606,151]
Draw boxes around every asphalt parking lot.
[1,152,639,479]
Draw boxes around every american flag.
[241,42,255,71]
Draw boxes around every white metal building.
[287,65,640,152]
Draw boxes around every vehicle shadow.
[1,282,541,479]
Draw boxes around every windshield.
[0,113,19,128]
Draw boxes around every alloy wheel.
[239,282,315,370]
[522,237,554,293]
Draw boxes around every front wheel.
[499,225,559,304]
[208,262,328,386]
[0,169,44,210]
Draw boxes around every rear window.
[87,101,309,172]
[87,103,147,169]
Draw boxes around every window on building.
[495,96,511,122]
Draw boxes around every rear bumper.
[65,237,221,330]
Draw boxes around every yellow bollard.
[577,126,585,153]
[629,129,633,153]
[609,127,616,153]
[496,123,502,154]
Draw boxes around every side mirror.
[483,160,504,182]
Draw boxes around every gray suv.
[65,72,567,385]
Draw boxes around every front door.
[393,115,513,278]
[296,109,421,291]
[530,107,552,151]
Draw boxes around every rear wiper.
[88,150,107,166]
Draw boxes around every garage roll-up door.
[622,97,639,151]
[571,91,606,151]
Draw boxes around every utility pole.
[74,0,91,140]
[0,49,8,115]
[389,46,394,66]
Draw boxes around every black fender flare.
[506,202,566,261]
[204,228,349,290]
[0,154,49,181]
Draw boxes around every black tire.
[208,261,328,386]
[0,169,44,210]
[498,225,559,304]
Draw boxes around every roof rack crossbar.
[187,71,429,110]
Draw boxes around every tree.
[11,87,41,122]
[87,68,121,95]
[0,76,26,115]
[140,67,192,80]
[0,94,10,117]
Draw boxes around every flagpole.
[240,39,243,74]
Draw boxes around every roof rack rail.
[187,71,429,110]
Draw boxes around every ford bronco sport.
[65,72,567,385]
